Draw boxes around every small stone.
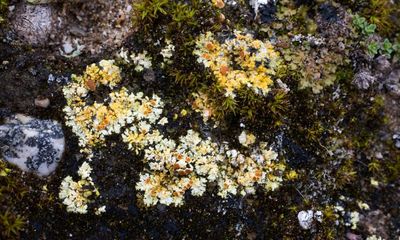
[0,114,65,177]
[319,3,339,23]
[297,210,314,230]
[62,41,74,55]
[250,0,277,23]
[346,232,362,240]
[314,211,323,222]
[353,70,376,90]
[393,134,400,149]
[384,69,400,97]
[34,97,50,108]
[26,0,53,4]
[374,56,391,73]
[11,4,55,45]
[143,69,156,82]
[375,152,383,159]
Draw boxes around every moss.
[0,211,25,238]
[0,0,8,25]
[362,0,400,36]
[0,161,27,238]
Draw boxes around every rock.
[384,69,400,97]
[34,97,50,108]
[143,69,156,82]
[0,114,65,177]
[250,0,277,23]
[319,4,339,23]
[353,70,377,90]
[11,3,56,46]
[346,232,362,240]
[26,0,54,4]
[393,134,400,149]
[374,56,391,73]
[297,210,314,230]
[358,210,390,239]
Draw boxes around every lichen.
[59,162,99,214]
[194,31,281,98]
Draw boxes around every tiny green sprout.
[364,23,376,35]
[221,96,237,113]
[0,161,10,177]
[170,2,197,27]
[381,38,393,55]
[367,41,379,56]
[368,160,381,173]
[353,14,367,29]
[133,0,169,24]
[353,14,376,36]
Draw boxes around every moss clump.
[0,161,27,238]
[0,0,7,25]
[362,0,400,37]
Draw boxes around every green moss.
[0,0,8,24]
[132,0,169,32]
[0,161,27,238]
[0,211,25,238]
[362,0,400,36]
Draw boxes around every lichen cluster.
[59,162,99,214]
[194,31,281,98]
[118,49,153,72]
[61,59,287,208]
[284,42,345,93]
[191,91,215,122]
[63,60,163,158]
[137,130,285,206]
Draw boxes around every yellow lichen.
[194,31,281,98]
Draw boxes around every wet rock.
[353,69,377,90]
[0,114,65,177]
[11,3,56,46]
[11,0,134,55]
